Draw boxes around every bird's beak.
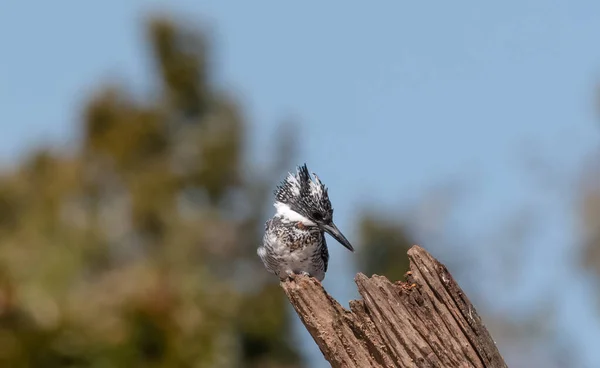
[322,223,354,252]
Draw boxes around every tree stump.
[280,245,507,368]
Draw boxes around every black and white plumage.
[257,164,354,281]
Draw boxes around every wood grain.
[280,245,507,368]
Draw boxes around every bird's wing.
[320,235,329,273]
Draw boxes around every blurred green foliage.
[356,211,413,281]
[578,165,600,279]
[0,17,302,368]
[0,14,419,367]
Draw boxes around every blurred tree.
[577,161,600,277]
[356,211,413,281]
[354,184,464,282]
[0,16,301,368]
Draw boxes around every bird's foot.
[284,270,297,281]
[284,270,311,281]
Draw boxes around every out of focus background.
[2,2,600,367]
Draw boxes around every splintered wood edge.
[279,276,380,368]
[406,245,508,368]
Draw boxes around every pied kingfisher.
[257,164,354,282]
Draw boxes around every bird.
[257,164,354,282]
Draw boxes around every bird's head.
[274,164,354,252]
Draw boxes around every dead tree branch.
[281,245,507,368]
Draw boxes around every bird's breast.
[266,219,323,255]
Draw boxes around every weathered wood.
[280,245,507,368]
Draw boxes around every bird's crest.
[275,164,327,200]
[270,163,354,252]
[274,164,332,216]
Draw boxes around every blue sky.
[3,1,600,366]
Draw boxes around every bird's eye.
[312,212,323,221]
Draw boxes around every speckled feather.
[259,217,329,281]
